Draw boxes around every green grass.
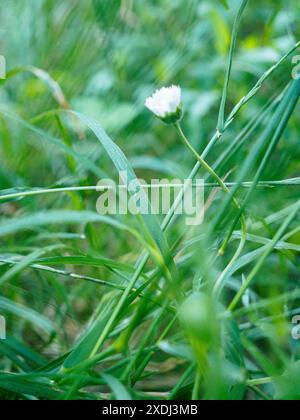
[0,0,300,400]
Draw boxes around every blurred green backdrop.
[0,0,300,400]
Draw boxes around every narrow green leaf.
[69,111,177,279]
[101,373,132,400]
[217,0,249,132]
[0,297,54,335]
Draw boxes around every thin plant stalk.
[174,122,247,263]
[229,198,300,311]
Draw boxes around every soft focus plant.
[0,0,300,401]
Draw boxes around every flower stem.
[174,122,247,281]
[175,123,229,196]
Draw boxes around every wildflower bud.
[145,85,182,124]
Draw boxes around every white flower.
[145,85,182,123]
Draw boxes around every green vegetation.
[0,0,300,400]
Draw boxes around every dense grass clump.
[0,0,300,400]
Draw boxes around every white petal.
[145,85,181,118]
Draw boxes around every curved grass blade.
[36,255,134,273]
[0,210,138,241]
[101,373,132,400]
[0,110,106,179]
[68,111,176,279]
[3,66,68,107]
[217,0,249,133]
[0,297,54,335]
[214,78,300,263]
[0,245,63,286]
[229,197,300,310]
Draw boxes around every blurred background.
[0,0,300,400]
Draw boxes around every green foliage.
[0,0,300,400]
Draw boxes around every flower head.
[145,85,182,124]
